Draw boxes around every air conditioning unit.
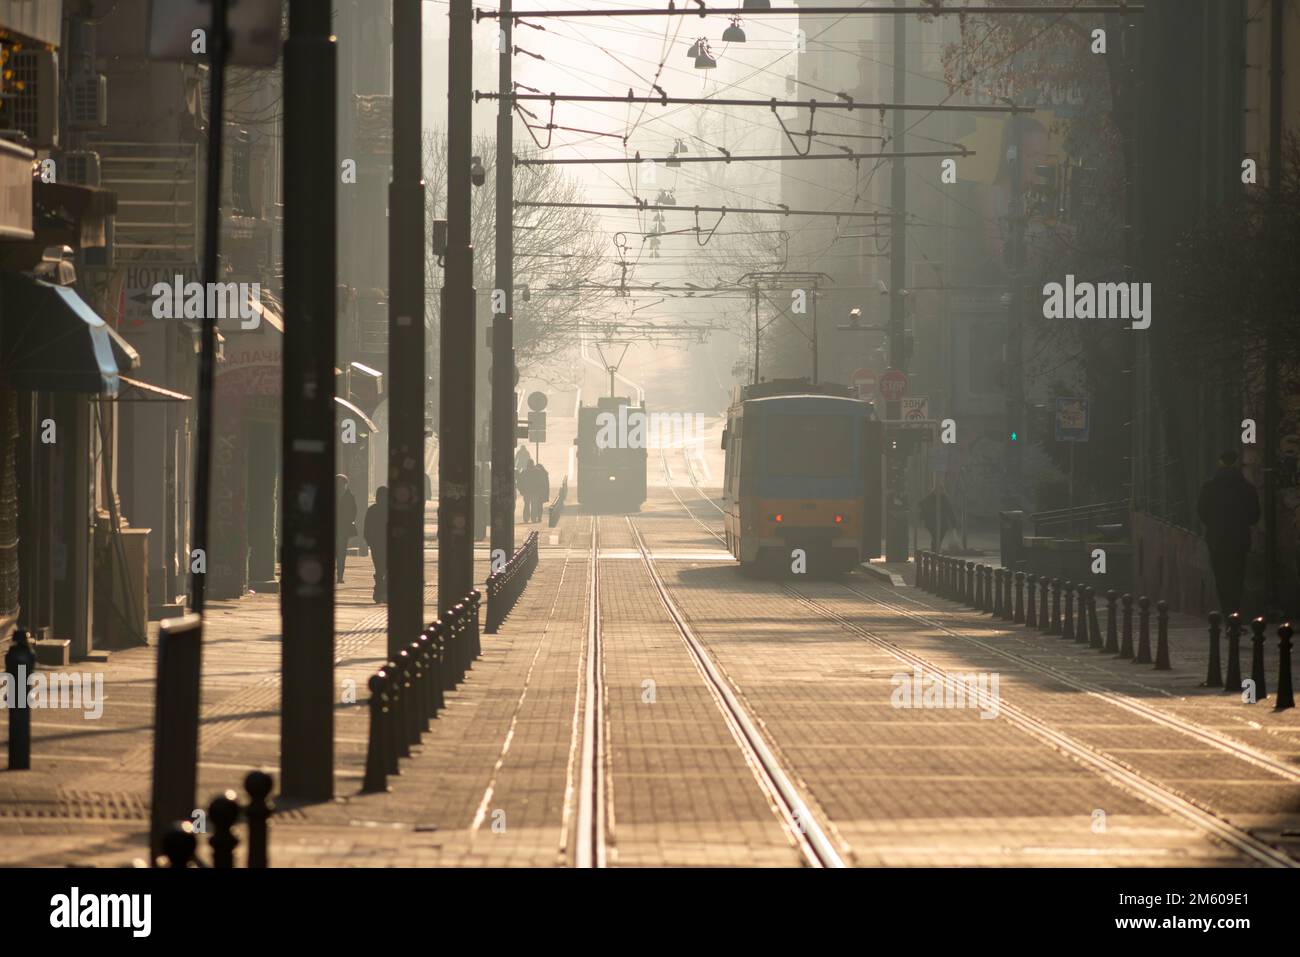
[68,72,108,130]
[9,49,59,148]
[59,150,103,187]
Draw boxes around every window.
[765,414,853,477]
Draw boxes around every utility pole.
[752,281,760,383]
[1264,0,1283,613]
[884,4,909,563]
[1005,98,1025,510]
[280,0,337,802]
[811,278,819,384]
[440,0,477,617]
[190,0,228,615]
[388,0,426,655]
[491,0,516,569]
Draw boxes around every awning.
[0,272,121,394]
[105,324,141,373]
[109,376,192,402]
[334,395,380,432]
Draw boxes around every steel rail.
[574,518,607,867]
[626,514,845,867]
[783,583,1296,868]
[843,579,1300,786]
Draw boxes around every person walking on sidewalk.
[336,474,357,583]
[534,462,550,524]
[364,486,390,603]
[518,461,537,522]
[1197,450,1260,616]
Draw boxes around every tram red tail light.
[834,514,844,524]
[770,513,783,523]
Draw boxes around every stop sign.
[878,369,908,402]
[851,368,876,399]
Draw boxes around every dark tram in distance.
[575,394,649,512]
[721,379,883,575]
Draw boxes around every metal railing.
[361,589,482,794]
[484,531,539,633]
[1030,500,1128,538]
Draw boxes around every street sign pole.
[280,0,336,802]
[439,0,477,617]
[490,0,516,567]
[388,0,426,656]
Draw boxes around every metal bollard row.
[485,531,540,633]
[1202,612,1295,709]
[361,588,484,794]
[912,551,1185,674]
[159,771,274,868]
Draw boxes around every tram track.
[663,447,1297,868]
[624,513,845,867]
[573,518,607,868]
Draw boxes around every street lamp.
[722,17,746,42]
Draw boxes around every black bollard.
[1014,571,1025,624]
[397,649,420,748]
[966,562,976,606]
[361,672,390,794]
[1134,596,1152,664]
[469,589,482,660]
[1154,600,1172,670]
[1249,616,1267,700]
[973,563,983,610]
[453,602,470,681]
[1050,578,1062,635]
[5,629,35,770]
[209,790,240,869]
[1039,576,1050,631]
[438,618,456,693]
[992,569,1005,618]
[1275,623,1294,711]
[1063,581,1075,640]
[1003,570,1014,622]
[418,632,442,717]
[1073,584,1090,644]
[244,771,273,868]
[984,565,994,613]
[1104,590,1119,654]
[161,822,198,868]
[1119,594,1134,658]
[387,660,409,762]
[1087,587,1103,649]
[408,640,429,734]
[1224,612,1243,693]
[1025,574,1038,628]
[1202,612,1223,688]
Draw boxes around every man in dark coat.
[535,463,550,521]
[364,486,390,603]
[1197,451,1260,616]
[336,474,358,583]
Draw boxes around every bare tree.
[421,130,609,373]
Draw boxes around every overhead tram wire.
[476,4,1143,16]
[481,91,1037,114]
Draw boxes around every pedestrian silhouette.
[1197,451,1260,617]
[336,474,357,583]
[364,486,390,603]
